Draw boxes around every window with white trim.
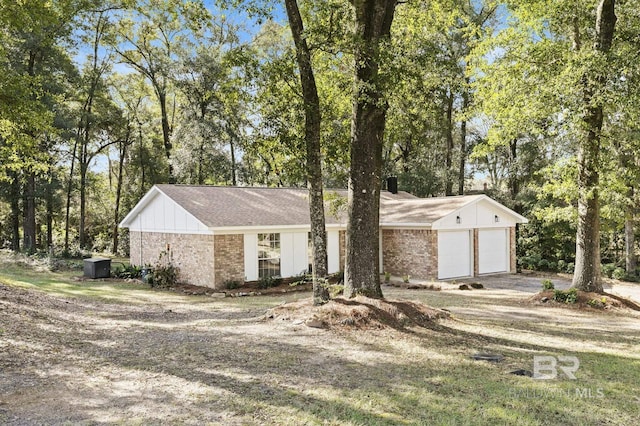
[258,233,281,278]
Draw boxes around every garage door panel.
[478,229,508,274]
[438,231,471,279]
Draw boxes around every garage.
[478,228,508,274]
[438,230,472,279]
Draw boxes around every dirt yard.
[1,271,640,425]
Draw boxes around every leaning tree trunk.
[344,0,397,299]
[572,0,616,293]
[284,0,330,305]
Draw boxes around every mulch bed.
[266,295,450,331]
[528,290,640,311]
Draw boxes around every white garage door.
[478,229,508,274]
[438,231,471,279]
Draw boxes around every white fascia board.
[132,228,214,235]
[209,224,311,234]
[119,186,161,228]
[379,223,432,229]
[209,223,346,234]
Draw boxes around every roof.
[380,195,486,225]
[119,184,527,230]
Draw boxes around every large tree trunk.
[625,215,636,275]
[444,89,454,196]
[572,0,616,293]
[458,89,469,195]
[158,89,175,183]
[9,171,20,252]
[344,0,397,299]
[112,128,130,255]
[23,173,36,252]
[284,0,330,305]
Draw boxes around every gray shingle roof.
[153,185,483,228]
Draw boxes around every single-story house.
[119,184,527,288]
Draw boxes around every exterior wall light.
[456,215,461,224]
[494,215,500,223]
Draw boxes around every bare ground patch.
[2,276,640,425]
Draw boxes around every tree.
[571,0,616,292]
[343,0,397,299]
[112,0,211,183]
[284,0,330,304]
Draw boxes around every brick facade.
[213,234,244,287]
[381,229,438,280]
[130,231,216,288]
[130,225,519,288]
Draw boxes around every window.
[258,233,281,278]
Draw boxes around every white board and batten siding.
[127,192,210,234]
[435,198,517,279]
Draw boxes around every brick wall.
[381,229,437,280]
[213,234,244,288]
[129,231,216,288]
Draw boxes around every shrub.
[384,271,391,282]
[557,260,566,272]
[541,279,555,291]
[150,250,179,288]
[112,264,142,279]
[402,274,410,283]
[258,275,281,289]
[553,288,578,304]
[537,259,549,270]
[565,262,575,273]
[151,264,179,288]
[224,280,241,290]
[612,267,626,281]
[602,263,616,278]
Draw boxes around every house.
[119,184,528,288]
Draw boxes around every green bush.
[602,263,616,278]
[612,267,626,280]
[112,264,142,279]
[565,262,575,274]
[151,264,179,288]
[553,288,578,304]
[541,279,555,291]
[224,280,241,290]
[258,275,281,289]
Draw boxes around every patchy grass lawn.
[1,261,639,425]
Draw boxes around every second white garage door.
[478,229,508,274]
[438,230,472,279]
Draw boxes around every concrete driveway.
[455,273,640,303]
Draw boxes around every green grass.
[1,260,639,425]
